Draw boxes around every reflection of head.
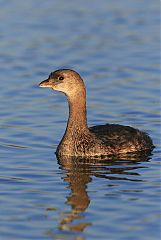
[57,155,92,232]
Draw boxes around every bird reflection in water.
[56,151,152,233]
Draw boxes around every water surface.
[0,0,160,239]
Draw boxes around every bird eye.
[58,76,64,81]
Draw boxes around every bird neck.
[56,91,90,156]
[66,92,88,132]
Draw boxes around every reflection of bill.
[57,152,151,232]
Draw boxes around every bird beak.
[39,78,52,88]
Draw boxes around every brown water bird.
[39,69,154,157]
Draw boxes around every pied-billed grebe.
[39,69,154,157]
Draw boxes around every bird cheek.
[51,81,63,91]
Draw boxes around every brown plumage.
[39,69,154,157]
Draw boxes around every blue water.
[0,0,160,239]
